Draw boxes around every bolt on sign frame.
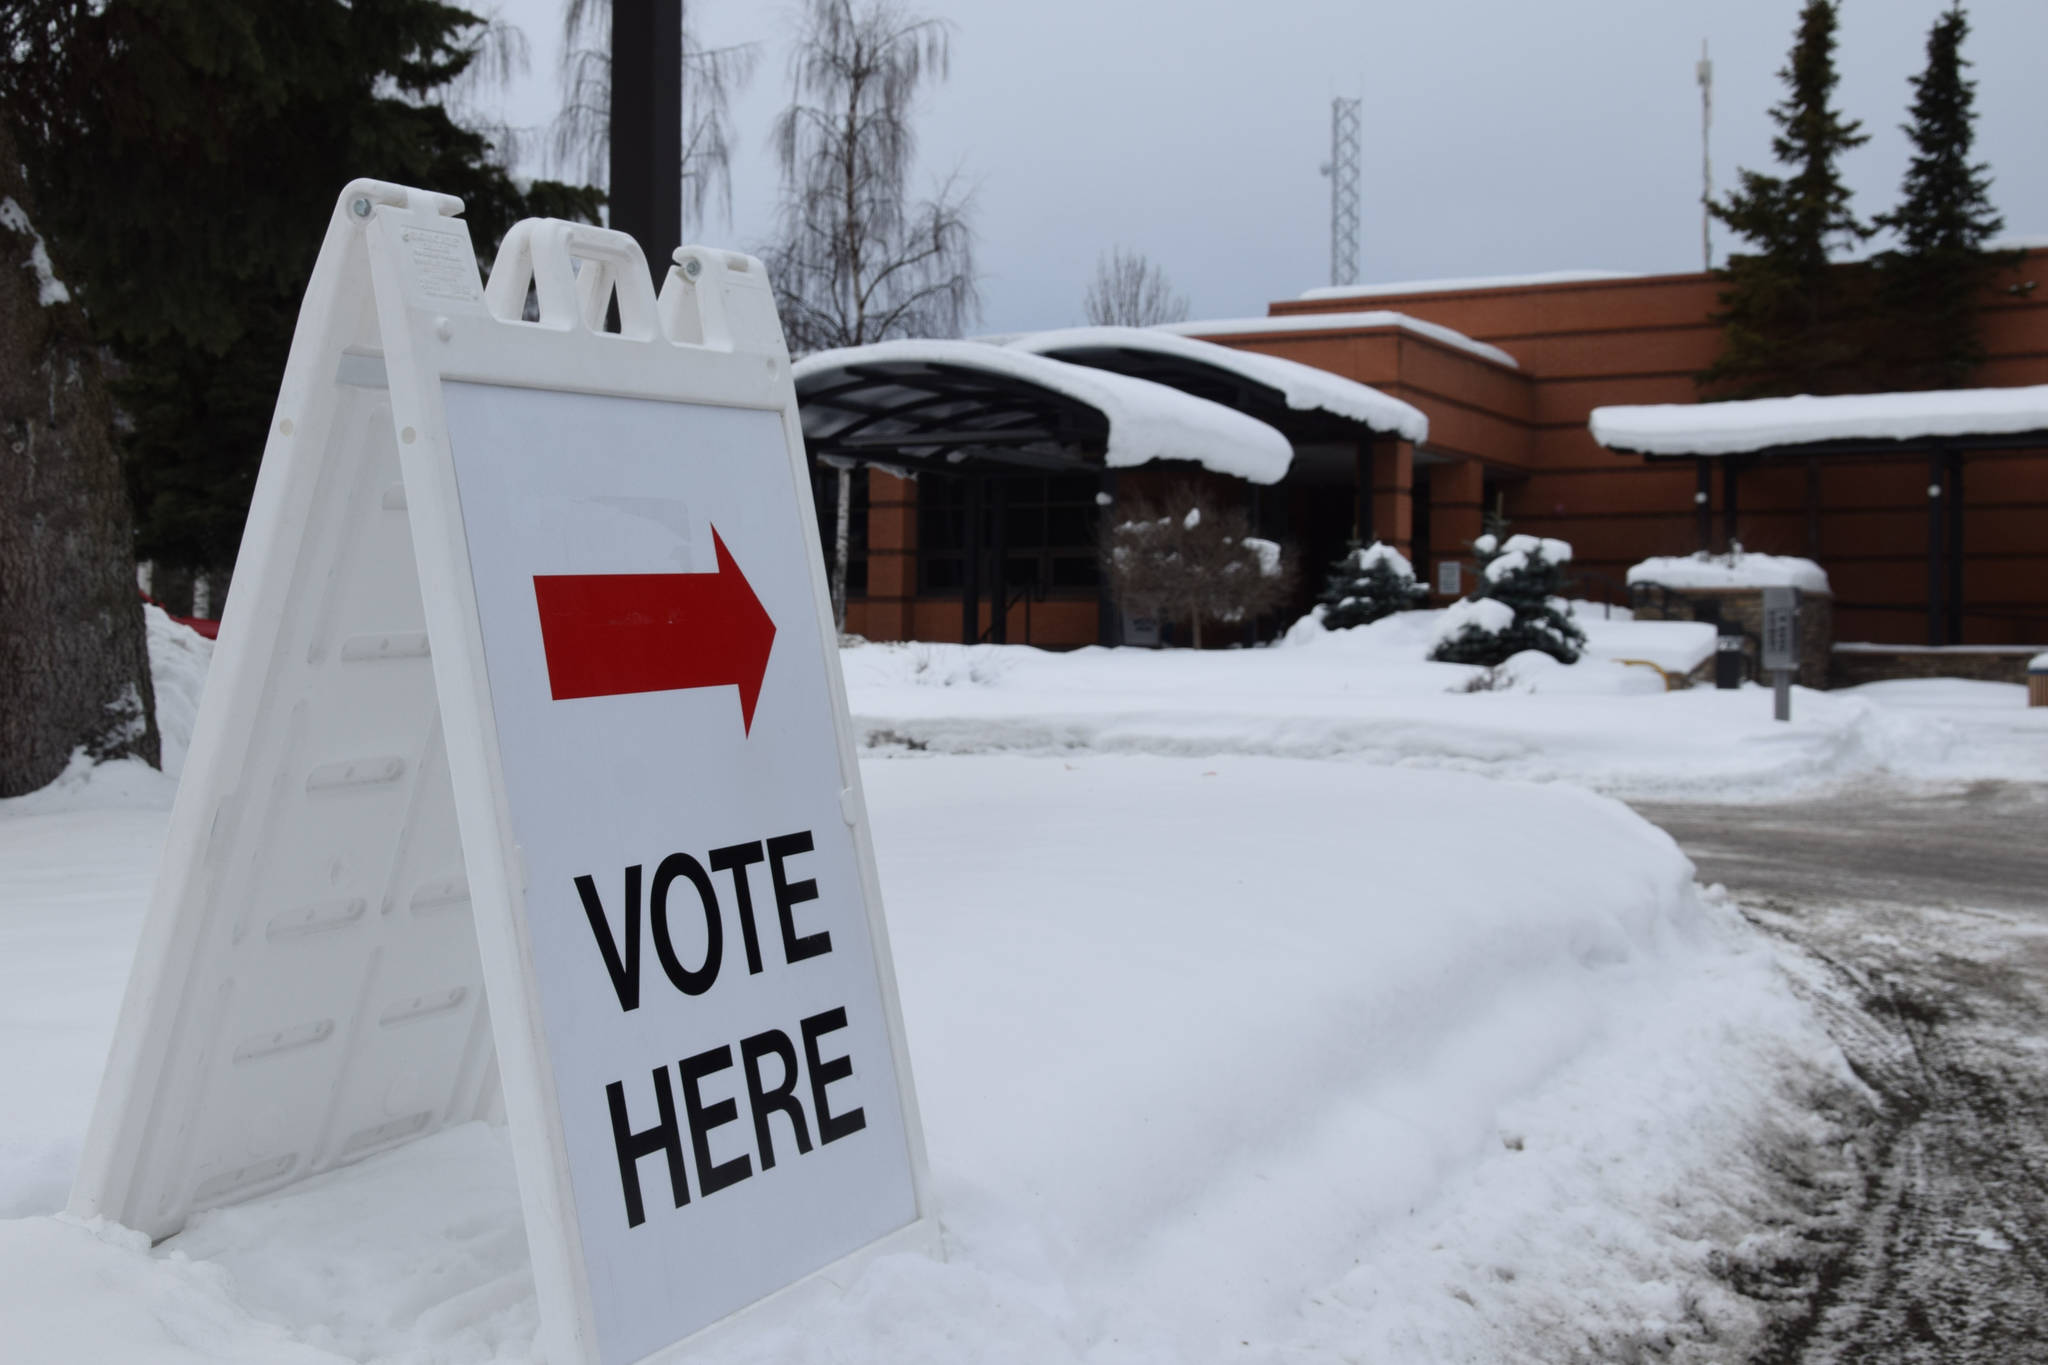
[68,180,935,1365]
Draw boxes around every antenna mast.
[1697,39,1713,271]
[1319,97,1362,288]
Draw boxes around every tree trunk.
[831,466,852,631]
[0,126,160,796]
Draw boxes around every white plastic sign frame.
[70,180,935,1365]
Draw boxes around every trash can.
[2031,653,2048,708]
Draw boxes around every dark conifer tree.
[1317,540,1427,630]
[1874,5,2017,390]
[1429,534,1585,667]
[1,0,601,591]
[1702,0,1874,398]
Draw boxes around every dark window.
[917,473,1100,596]
[810,465,868,597]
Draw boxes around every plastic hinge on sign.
[342,177,464,222]
[483,220,660,339]
[659,247,738,352]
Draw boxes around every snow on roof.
[1627,551,1831,594]
[790,338,1293,484]
[1591,386,2048,457]
[1298,269,1642,302]
[1156,312,1518,370]
[1005,325,1428,443]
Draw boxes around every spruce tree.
[1703,0,1874,398]
[1874,5,2017,390]
[1317,540,1427,630]
[2,0,601,589]
[1430,534,1585,667]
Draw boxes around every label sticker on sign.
[444,381,917,1364]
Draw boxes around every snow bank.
[0,745,1846,1362]
[1629,550,1831,594]
[792,339,1293,483]
[1591,385,2048,456]
[1298,269,1640,301]
[1157,312,1518,370]
[841,632,2048,799]
[0,604,215,815]
[1007,325,1428,442]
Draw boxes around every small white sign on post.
[69,181,933,1365]
[1762,585,1801,722]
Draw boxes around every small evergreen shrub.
[1430,533,1586,666]
[1318,540,1428,630]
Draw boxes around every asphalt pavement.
[1633,781,2048,1365]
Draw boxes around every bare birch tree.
[551,0,759,232]
[765,0,978,626]
[1083,245,1189,327]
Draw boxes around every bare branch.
[763,0,978,352]
[1083,245,1189,327]
[550,2,761,233]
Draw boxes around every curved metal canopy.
[1007,325,1428,445]
[791,339,1293,482]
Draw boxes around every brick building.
[806,250,2048,649]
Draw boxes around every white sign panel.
[443,382,916,1360]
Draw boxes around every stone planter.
[1629,582,1834,690]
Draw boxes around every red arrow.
[531,527,776,733]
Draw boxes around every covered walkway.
[1591,386,2048,645]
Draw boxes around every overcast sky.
[488,0,2047,335]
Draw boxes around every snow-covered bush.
[1105,484,1294,647]
[1317,540,1428,630]
[1430,533,1586,666]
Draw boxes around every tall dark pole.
[609,0,683,270]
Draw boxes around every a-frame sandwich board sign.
[68,179,935,1365]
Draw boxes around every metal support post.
[961,473,982,646]
[1926,450,1946,647]
[1695,458,1712,553]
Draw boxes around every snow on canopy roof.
[1591,386,2048,457]
[1005,325,1428,443]
[790,338,1293,484]
[1297,270,1642,302]
[1156,312,1518,370]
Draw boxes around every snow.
[1481,533,1572,583]
[1432,595,1515,643]
[1156,312,1519,370]
[792,339,1293,483]
[1006,325,1430,442]
[1241,535,1281,577]
[7,588,2048,1360]
[843,624,2048,798]
[2033,653,2048,673]
[1629,550,1831,594]
[0,196,71,306]
[1297,269,1641,301]
[1591,385,2048,456]
[0,736,1844,1363]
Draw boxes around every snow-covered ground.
[843,611,2048,801]
[1,606,2039,1361]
